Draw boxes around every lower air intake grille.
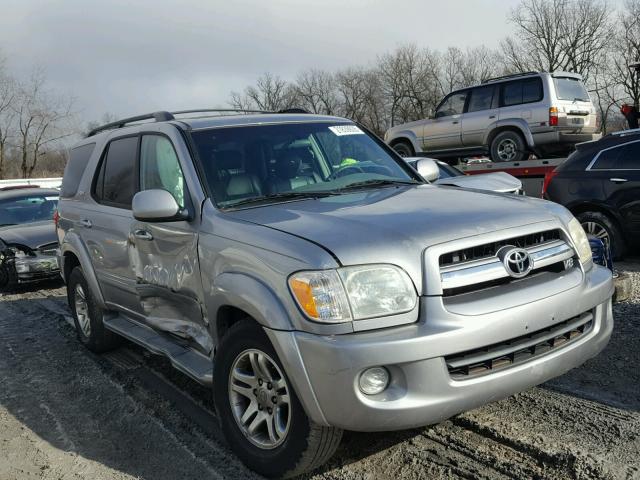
[445,311,593,379]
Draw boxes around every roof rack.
[482,71,540,84]
[608,127,640,137]
[86,108,311,137]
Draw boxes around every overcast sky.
[0,0,522,124]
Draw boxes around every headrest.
[274,151,302,178]
[215,150,243,171]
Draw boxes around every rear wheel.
[68,267,121,352]
[577,211,626,259]
[214,320,342,478]
[392,140,415,157]
[490,131,527,162]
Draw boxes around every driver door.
[423,90,467,152]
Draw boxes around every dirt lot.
[1,263,639,480]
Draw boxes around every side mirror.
[416,158,440,182]
[132,189,187,222]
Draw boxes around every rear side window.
[467,86,496,113]
[501,78,543,107]
[554,77,590,102]
[61,143,95,198]
[592,141,640,170]
[93,136,138,208]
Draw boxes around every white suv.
[385,71,600,162]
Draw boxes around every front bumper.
[267,264,613,431]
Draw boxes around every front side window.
[93,136,137,208]
[140,135,185,208]
[435,91,467,118]
[190,122,418,208]
[467,86,495,113]
[0,194,59,227]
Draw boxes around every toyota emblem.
[498,246,533,278]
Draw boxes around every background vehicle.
[385,72,600,162]
[57,109,613,478]
[0,187,60,290]
[543,129,640,259]
[404,157,523,194]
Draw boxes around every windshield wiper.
[337,179,419,191]
[0,223,17,228]
[225,191,338,208]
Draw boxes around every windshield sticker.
[45,196,58,201]
[329,125,364,136]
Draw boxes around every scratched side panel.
[129,221,212,354]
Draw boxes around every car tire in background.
[0,262,17,292]
[391,140,415,157]
[214,319,343,478]
[490,131,527,162]
[577,211,626,260]
[68,266,122,352]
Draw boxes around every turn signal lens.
[288,271,351,323]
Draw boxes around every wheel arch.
[567,201,625,231]
[485,121,534,149]
[60,233,106,308]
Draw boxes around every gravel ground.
[0,263,638,480]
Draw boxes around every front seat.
[269,151,318,194]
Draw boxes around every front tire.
[68,266,121,352]
[490,131,527,162]
[392,140,415,157]
[577,211,626,259]
[214,320,342,478]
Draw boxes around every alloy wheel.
[582,221,610,249]
[74,284,91,336]
[228,349,291,449]
[497,138,518,161]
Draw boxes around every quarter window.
[501,78,543,107]
[61,143,95,198]
[93,136,138,208]
[140,135,186,208]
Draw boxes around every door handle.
[609,177,628,183]
[79,219,92,228]
[489,115,496,119]
[133,229,154,241]
[452,121,459,124]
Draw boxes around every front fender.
[60,232,106,308]
[484,119,535,148]
[209,272,293,336]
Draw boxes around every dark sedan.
[543,129,640,258]
[0,187,60,290]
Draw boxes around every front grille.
[445,312,593,379]
[439,229,561,268]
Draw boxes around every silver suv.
[385,72,600,162]
[57,110,613,478]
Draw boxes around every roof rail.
[86,108,311,137]
[608,127,640,137]
[87,111,175,137]
[482,71,540,84]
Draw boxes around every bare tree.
[229,72,296,111]
[14,70,75,178]
[502,0,613,80]
[612,0,640,108]
[0,55,16,179]
[293,69,339,115]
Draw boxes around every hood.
[227,185,562,291]
[0,221,57,250]
[435,172,522,193]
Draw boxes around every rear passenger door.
[498,78,544,127]
[129,133,210,354]
[597,140,640,238]
[85,135,141,314]
[461,85,498,147]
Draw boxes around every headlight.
[567,218,592,267]
[289,265,417,323]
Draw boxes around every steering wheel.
[329,164,365,180]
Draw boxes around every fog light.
[359,367,390,395]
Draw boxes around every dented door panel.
[129,220,211,354]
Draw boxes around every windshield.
[190,122,418,208]
[0,193,59,227]
[554,77,590,102]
